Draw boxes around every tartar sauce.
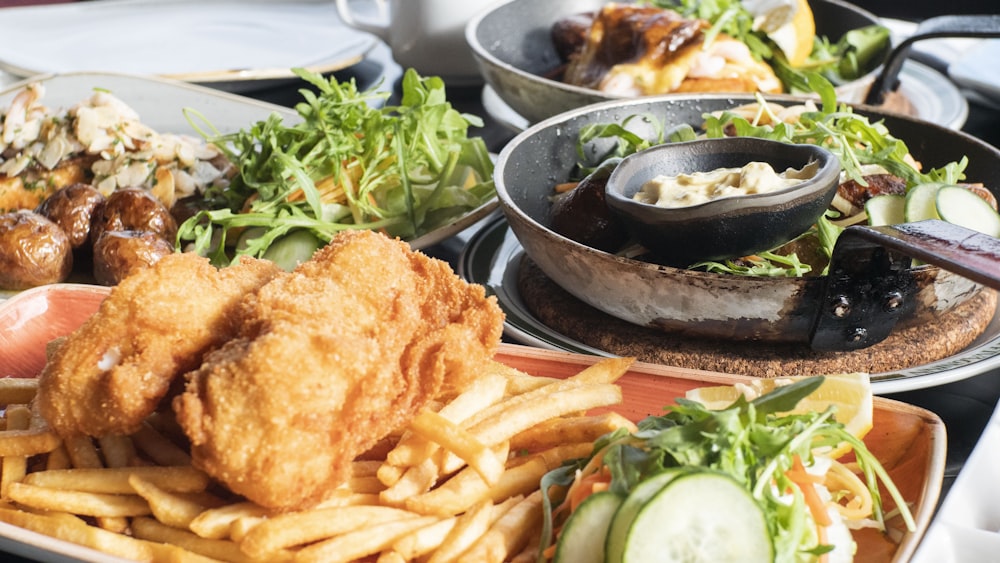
[634,160,819,208]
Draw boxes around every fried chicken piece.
[174,230,504,511]
[35,253,282,437]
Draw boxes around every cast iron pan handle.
[810,220,1000,351]
[864,14,1000,106]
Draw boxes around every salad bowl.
[493,92,1000,349]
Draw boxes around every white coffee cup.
[334,0,490,84]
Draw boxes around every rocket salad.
[571,75,982,277]
[178,68,495,269]
[538,377,914,563]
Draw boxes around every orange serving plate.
[0,284,945,563]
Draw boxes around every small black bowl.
[604,137,841,267]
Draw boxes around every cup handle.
[335,0,391,41]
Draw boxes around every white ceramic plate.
[949,39,1000,110]
[0,0,377,92]
[912,394,1000,563]
[0,72,497,298]
[459,216,1000,395]
[482,60,969,133]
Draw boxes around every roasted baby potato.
[35,183,106,249]
[90,187,178,245]
[0,211,73,290]
[92,230,176,286]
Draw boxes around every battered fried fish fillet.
[35,253,281,437]
[174,230,504,511]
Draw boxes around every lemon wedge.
[743,0,816,67]
[685,372,874,457]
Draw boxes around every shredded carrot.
[787,455,833,563]
[567,465,612,512]
[554,181,579,194]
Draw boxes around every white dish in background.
[0,72,497,300]
[458,216,1000,395]
[0,0,377,92]
[949,39,1000,110]
[483,60,969,132]
[912,396,1000,563]
[0,72,298,137]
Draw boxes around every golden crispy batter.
[174,230,504,511]
[0,159,89,213]
[35,253,282,437]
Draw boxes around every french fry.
[437,383,621,475]
[0,377,38,406]
[130,421,192,466]
[409,409,505,486]
[405,443,510,517]
[239,505,421,559]
[44,444,72,471]
[0,507,154,560]
[5,482,150,517]
[59,435,127,533]
[131,516,263,563]
[466,384,622,449]
[63,435,103,469]
[380,458,440,507]
[0,428,61,457]
[456,491,544,563]
[294,515,440,563]
[377,551,408,563]
[129,474,211,529]
[229,516,268,544]
[490,443,590,502]
[390,516,458,559]
[98,434,139,468]
[189,501,273,540]
[426,499,494,563]
[1,405,32,497]
[509,412,637,453]
[0,353,633,563]
[24,466,209,494]
[385,372,507,469]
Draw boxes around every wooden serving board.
[518,257,998,377]
[495,343,947,563]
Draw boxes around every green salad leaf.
[178,68,495,269]
[538,378,915,562]
[648,0,891,93]
[572,75,970,277]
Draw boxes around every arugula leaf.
[574,74,970,277]
[537,378,916,562]
[178,68,495,267]
[647,0,890,92]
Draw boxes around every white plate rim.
[0,0,378,91]
[0,71,497,296]
[459,216,1000,395]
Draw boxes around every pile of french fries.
[0,357,636,562]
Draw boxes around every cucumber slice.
[618,472,772,563]
[553,491,623,563]
[262,229,323,271]
[904,183,945,222]
[865,194,905,226]
[605,469,689,563]
[936,186,1000,238]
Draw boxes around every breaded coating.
[35,253,282,437]
[174,230,504,511]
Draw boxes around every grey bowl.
[466,0,887,125]
[493,93,1000,343]
[605,138,840,266]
